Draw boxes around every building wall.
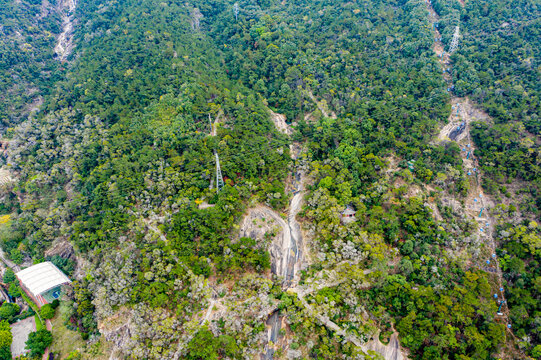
[17,279,46,307]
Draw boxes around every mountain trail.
[259,111,401,359]
[426,1,522,356]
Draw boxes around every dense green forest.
[0,0,64,130]
[438,0,541,214]
[444,0,540,356]
[0,0,539,359]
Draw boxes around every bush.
[0,320,11,360]
[66,350,82,360]
[2,270,15,284]
[0,303,19,322]
[40,304,55,320]
[51,299,60,309]
[0,346,10,360]
[9,250,23,265]
[25,329,52,357]
[7,283,20,298]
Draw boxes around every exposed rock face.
[54,0,77,60]
[239,205,288,277]
[437,97,491,143]
[44,239,75,260]
[366,332,407,360]
[0,168,13,187]
[287,349,303,358]
[269,110,292,136]
[303,90,337,121]
[98,307,136,356]
[191,8,203,31]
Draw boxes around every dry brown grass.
[49,306,86,359]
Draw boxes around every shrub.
[25,329,52,357]
[40,304,55,320]
[2,270,15,284]
[0,303,19,321]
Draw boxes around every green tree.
[40,304,55,320]
[186,327,239,360]
[2,270,15,284]
[0,303,19,321]
[0,320,11,360]
[401,240,414,256]
[531,345,541,359]
[26,329,53,357]
[0,347,10,360]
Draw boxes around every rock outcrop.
[44,238,75,260]
[54,0,77,60]
[239,205,289,278]
[366,332,407,360]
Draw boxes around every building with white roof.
[340,205,357,224]
[16,262,71,306]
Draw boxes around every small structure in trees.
[407,160,415,171]
[340,205,357,224]
[16,262,71,307]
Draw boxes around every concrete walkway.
[10,316,36,357]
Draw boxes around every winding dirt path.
[426,1,521,355]
[291,287,370,351]
[261,113,386,358]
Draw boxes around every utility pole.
[215,151,224,192]
[449,26,460,53]
[233,2,239,21]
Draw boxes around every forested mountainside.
[0,0,539,359]
[0,0,66,129]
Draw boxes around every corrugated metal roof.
[16,262,71,297]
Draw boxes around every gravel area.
[10,316,36,357]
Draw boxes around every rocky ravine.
[96,107,404,359]
[261,109,407,360]
[54,0,77,61]
[240,205,291,279]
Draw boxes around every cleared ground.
[11,316,35,357]
[49,305,86,357]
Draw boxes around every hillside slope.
[0,0,538,359]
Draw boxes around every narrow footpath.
[262,115,379,358]
[425,0,519,353]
